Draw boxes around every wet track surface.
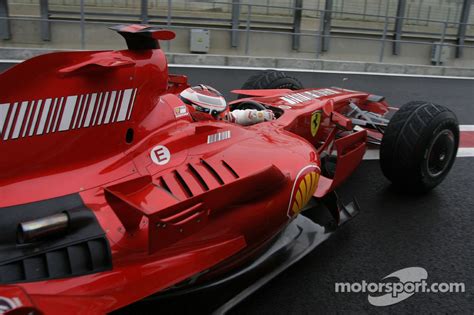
[2,63,473,313]
[232,158,474,314]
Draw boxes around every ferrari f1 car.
[0,25,459,314]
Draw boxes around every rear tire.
[238,70,303,98]
[380,101,459,192]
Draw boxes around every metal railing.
[0,0,473,66]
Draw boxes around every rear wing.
[109,24,176,50]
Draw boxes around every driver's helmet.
[179,85,228,121]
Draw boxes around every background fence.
[0,0,473,66]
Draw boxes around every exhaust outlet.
[17,213,69,244]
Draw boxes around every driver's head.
[179,85,228,121]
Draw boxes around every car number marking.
[151,145,171,165]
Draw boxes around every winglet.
[110,24,176,50]
[59,55,135,74]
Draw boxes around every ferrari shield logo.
[311,111,322,137]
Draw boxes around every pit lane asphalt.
[2,62,473,313]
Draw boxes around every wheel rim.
[425,129,456,177]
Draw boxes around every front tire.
[380,101,459,192]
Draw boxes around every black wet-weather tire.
[238,70,303,98]
[380,101,459,192]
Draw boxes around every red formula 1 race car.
[0,25,459,314]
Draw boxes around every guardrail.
[0,0,473,66]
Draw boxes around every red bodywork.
[0,26,388,314]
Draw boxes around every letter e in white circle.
[150,145,171,165]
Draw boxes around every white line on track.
[460,125,474,131]
[1,59,474,80]
[0,59,22,63]
[364,147,474,160]
[363,150,380,160]
[457,148,474,157]
[364,125,474,160]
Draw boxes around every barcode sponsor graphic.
[0,88,137,141]
[207,130,231,144]
[280,88,340,105]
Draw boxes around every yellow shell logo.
[290,171,320,216]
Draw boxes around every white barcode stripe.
[11,101,28,139]
[288,95,298,102]
[46,98,58,133]
[104,91,116,124]
[282,97,296,105]
[117,89,132,122]
[97,92,109,125]
[37,98,52,135]
[28,100,41,136]
[299,94,310,101]
[3,102,17,140]
[0,103,10,136]
[111,90,123,123]
[77,94,89,128]
[92,93,103,126]
[84,93,97,127]
[127,88,138,120]
[49,98,59,133]
[22,101,34,137]
[304,92,315,99]
[59,95,77,131]
[72,95,84,129]
[52,97,64,132]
